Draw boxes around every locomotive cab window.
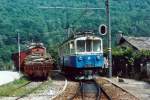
[77,40,85,52]
[93,40,101,52]
[86,40,92,52]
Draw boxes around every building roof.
[122,36,150,50]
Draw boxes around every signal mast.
[106,0,112,78]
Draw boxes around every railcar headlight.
[96,56,101,60]
[78,56,83,61]
[99,54,102,56]
[87,56,91,60]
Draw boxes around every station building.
[116,34,150,79]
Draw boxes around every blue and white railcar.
[59,33,104,79]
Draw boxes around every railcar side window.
[77,40,85,52]
[86,40,92,52]
[64,44,68,55]
[60,47,64,56]
[70,41,75,53]
[66,43,70,54]
[93,40,101,52]
[63,46,65,54]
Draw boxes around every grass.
[0,76,30,96]
[0,77,53,97]
[32,80,53,94]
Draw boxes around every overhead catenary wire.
[38,2,106,35]
[38,6,105,10]
[70,8,88,33]
[37,1,106,37]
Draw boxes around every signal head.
[99,24,107,35]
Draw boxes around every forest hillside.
[0,0,150,69]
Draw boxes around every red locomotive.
[12,43,54,79]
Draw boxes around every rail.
[50,70,68,100]
[16,81,47,100]
[67,80,107,100]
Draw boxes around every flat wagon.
[12,43,54,79]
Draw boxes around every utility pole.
[106,0,112,78]
[18,32,21,74]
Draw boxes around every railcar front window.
[86,40,92,52]
[77,40,85,52]
[93,40,101,52]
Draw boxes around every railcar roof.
[76,36,102,40]
[59,32,102,46]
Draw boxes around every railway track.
[57,79,111,100]
[16,71,67,100]
[4,72,138,100]
[70,80,111,100]
[10,81,32,93]
[0,80,49,100]
[99,85,112,100]
[15,81,46,100]
[0,71,67,100]
[63,77,139,100]
[78,80,101,100]
[95,77,139,100]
